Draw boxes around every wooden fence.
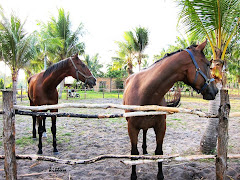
[1,89,239,180]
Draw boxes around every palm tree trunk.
[200,82,222,154]
[12,70,19,105]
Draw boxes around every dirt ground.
[0,98,239,180]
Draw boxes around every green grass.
[61,89,123,100]
[16,136,35,147]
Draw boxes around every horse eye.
[81,63,86,68]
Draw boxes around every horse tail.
[166,89,181,107]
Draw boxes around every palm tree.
[43,8,85,98]
[128,27,149,71]
[84,54,103,77]
[0,8,36,104]
[115,36,135,76]
[177,0,240,154]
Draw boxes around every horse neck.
[144,52,187,97]
[43,62,72,90]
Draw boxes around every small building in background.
[93,77,126,92]
[64,77,126,92]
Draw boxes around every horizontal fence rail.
[14,103,212,117]
[0,154,239,165]
[13,103,240,118]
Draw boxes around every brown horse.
[28,53,96,155]
[123,40,218,180]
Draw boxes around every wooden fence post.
[216,89,230,180]
[2,90,17,180]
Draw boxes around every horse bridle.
[184,49,215,94]
[69,57,93,83]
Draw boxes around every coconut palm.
[0,8,36,104]
[84,54,103,77]
[43,8,85,98]
[115,36,135,76]
[131,27,149,71]
[177,0,240,154]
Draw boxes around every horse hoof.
[42,132,47,138]
[37,150,43,155]
[157,173,164,180]
[131,174,137,180]
[32,137,37,141]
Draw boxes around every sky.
[0,0,181,78]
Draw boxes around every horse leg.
[142,129,148,154]
[51,109,58,155]
[32,115,37,139]
[37,117,44,154]
[154,116,166,180]
[42,116,47,138]
[128,123,140,180]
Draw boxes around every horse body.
[28,54,96,155]
[123,41,218,180]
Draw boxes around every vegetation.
[114,26,149,76]
[83,54,104,77]
[177,0,240,154]
[0,7,36,104]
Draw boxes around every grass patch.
[170,118,182,121]
[62,132,72,136]
[16,136,35,147]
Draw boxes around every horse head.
[184,40,218,100]
[69,53,96,88]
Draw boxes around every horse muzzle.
[202,82,219,100]
[85,77,96,88]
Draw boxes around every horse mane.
[152,44,197,65]
[43,58,69,78]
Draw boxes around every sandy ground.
[0,98,239,180]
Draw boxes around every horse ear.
[74,53,78,58]
[196,39,207,51]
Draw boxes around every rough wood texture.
[216,89,230,180]
[14,103,214,117]
[2,90,17,180]
[15,110,167,118]
[0,153,239,166]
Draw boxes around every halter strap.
[69,57,93,82]
[184,49,215,94]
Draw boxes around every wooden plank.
[2,90,17,180]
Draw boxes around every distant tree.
[115,38,135,76]
[0,8,36,104]
[83,54,104,77]
[126,27,149,71]
[105,57,127,78]
[115,26,149,75]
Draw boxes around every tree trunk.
[127,61,133,76]
[200,83,222,154]
[12,70,19,105]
